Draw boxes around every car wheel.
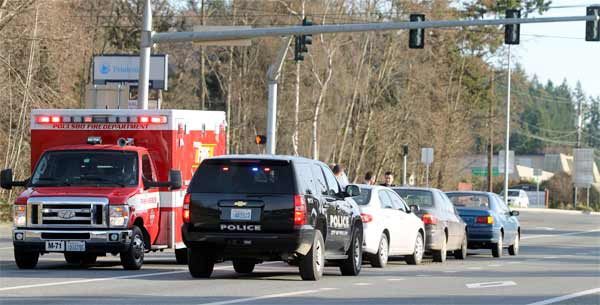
[188,247,215,278]
[508,233,519,256]
[369,233,389,268]
[64,253,97,266]
[340,226,363,276]
[120,225,145,270]
[14,246,39,269]
[233,259,256,274]
[454,232,467,260]
[299,230,325,281]
[492,232,503,258]
[406,232,424,265]
[175,248,188,264]
[432,233,447,263]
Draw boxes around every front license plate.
[231,208,252,220]
[45,240,65,252]
[66,241,86,252]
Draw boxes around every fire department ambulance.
[1,109,226,270]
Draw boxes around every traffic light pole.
[504,45,512,207]
[266,36,293,154]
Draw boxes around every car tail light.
[476,216,494,224]
[360,213,373,223]
[183,193,191,223]
[293,195,306,229]
[422,213,438,225]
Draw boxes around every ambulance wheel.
[175,248,188,264]
[14,246,39,269]
[188,247,215,278]
[120,226,144,270]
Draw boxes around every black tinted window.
[295,163,316,195]
[394,189,434,208]
[311,164,328,195]
[142,155,154,181]
[321,165,340,195]
[190,160,294,194]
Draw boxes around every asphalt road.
[0,209,599,305]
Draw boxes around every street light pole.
[138,0,152,110]
[503,45,512,207]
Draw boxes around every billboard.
[93,55,168,89]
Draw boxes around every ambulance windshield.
[30,150,138,187]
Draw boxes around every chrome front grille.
[27,197,108,228]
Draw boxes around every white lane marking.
[525,287,600,305]
[487,264,502,267]
[506,261,522,264]
[543,256,558,259]
[521,228,600,240]
[416,274,429,277]
[443,270,458,273]
[0,262,280,292]
[466,281,517,289]
[386,278,405,281]
[353,282,372,286]
[196,288,338,305]
[467,267,482,270]
[534,227,555,231]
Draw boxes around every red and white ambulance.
[2,109,226,269]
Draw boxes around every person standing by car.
[363,171,376,185]
[333,164,349,188]
[380,171,396,187]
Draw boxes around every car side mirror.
[1,169,27,190]
[344,184,361,197]
[169,169,182,190]
[510,210,520,217]
[409,204,420,213]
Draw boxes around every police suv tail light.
[293,195,306,229]
[13,205,26,227]
[421,213,438,225]
[476,216,494,224]
[360,213,373,223]
[109,205,130,227]
[183,193,191,223]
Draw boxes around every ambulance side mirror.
[169,169,182,190]
[1,169,28,190]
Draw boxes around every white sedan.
[353,185,425,267]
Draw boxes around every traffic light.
[409,14,425,49]
[504,9,521,45]
[403,144,409,157]
[294,17,313,61]
[255,135,267,145]
[586,6,600,41]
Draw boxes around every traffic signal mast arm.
[151,14,598,44]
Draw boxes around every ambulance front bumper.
[12,229,133,253]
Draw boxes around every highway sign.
[573,148,594,187]
[421,148,434,165]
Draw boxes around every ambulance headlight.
[13,205,26,227]
[109,206,130,227]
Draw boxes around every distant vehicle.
[446,191,520,258]
[182,155,364,281]
[504,189,529,208]
[353,185,425,267]
[392,187,468,263]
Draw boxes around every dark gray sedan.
[392,187,468,262]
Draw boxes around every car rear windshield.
[190,159,294,194]
[446,194,490,209]
[393,189,434,207]
[353,188,372,205]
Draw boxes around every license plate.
[66,241,86,252]
[231,208,252,220]
[45,240,65,252]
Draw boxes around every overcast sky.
[514,0,600,98]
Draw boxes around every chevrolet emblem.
[233,201,247,207]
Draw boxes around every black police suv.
[182,155,363,281]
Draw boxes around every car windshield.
[30,150,138,187]
[353,188,372,205]
[190,160,294,194]
[447,193,490,209]
[508,190,520,197]
[394,189,434,207]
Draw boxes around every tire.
[340,227,362,276]
[454,232,468,260]
[188,247,215,278]
[175,248,188,264]
[432,232,447,263]
[120,225,145,270]
[233,259,256,274]
[508,232,519,256]
[14,246,39,269]
[299,230,325,281]
[64,253,97,266]
[369,234,389,268]
[406,232,424,265]
[492,232,503,258]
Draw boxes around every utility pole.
[266,37,293,155]
[487,71,495,192]
[574,88,584,206]
[138,0,151,110]
[503,45,512,207]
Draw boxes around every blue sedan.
[445,191,520,257]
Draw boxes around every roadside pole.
[138,0,152,110]
[266,37,293,154]
[503,45,512,207]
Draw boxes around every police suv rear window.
[190,159,294,194]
